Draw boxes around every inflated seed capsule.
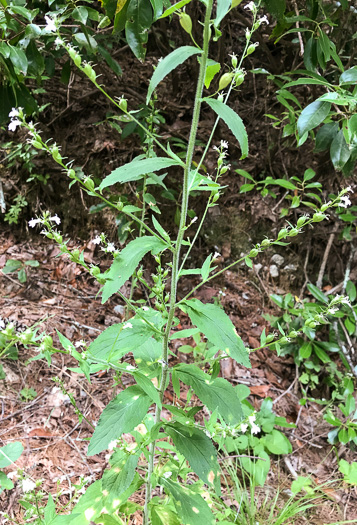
[249,248,259,258]
[179,13,192,34]
[297,216,307,228]
[31,140,43,149]
[313,212,326,222]
[234,70,245,86]
[84,177,95,191]
[219,72,234,91]
[288,228,299,237]
[67,169,76,178]
[288,330,299,338]
[246,43,257,55]
[277,227,288,240]
[261,238,271,247]
[266,334,275,343]
[279,336,289,344]
[43,335,53,350]
[119,98,127,112]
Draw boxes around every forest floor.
[1,228,357,524]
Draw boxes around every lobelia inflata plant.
[5,1,355,523]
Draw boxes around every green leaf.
[0,471,13,490]
[161,478,216,525]
[263,429,292,455]
[175,363,243,424]
[266,179,297,190]
[102,449,140,501]
[346,280,357,303]
[297,100,331,137]
[9,45,28,74]
[283,78,332,88]
[166,422,221,494]
[339,460,357,485]
[133,337,162,375]
[214,0,232,27]
[147,46,202,103]
[307,283,328,304]
[101,236,167,303]
[44,494,56,524]
[88,386,152,455]
[339,67,357,85]
[3,259,22,273]
[125,0,153,61]
[160,0,191,18]
[330,130,351,171]
[152,215,170,241]
[25,260,39,267]
[100,157,182,189]
[0,442,23,468]
[204,60,221,89]
[180,299,250,367]
[98,45,122,76]
[264,0,286,19]
[151,505,181,525]
[203,98,248,159]
[17,268,27,283]
[315,122,339,152]
[133,370,161,407]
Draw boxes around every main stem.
[143,0,214,522]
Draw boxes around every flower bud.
[230,54,238,68]
[179,13,192,34]
[218,93,224,102]
[219,72,234,91]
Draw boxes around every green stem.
[143,0,214,522]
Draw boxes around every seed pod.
[266,334,275,343]
[246,43,258,55]
[73,54,82,67]
[288,330,299,338]
[288,228,299,237]
[277,227,288,240]
[119,98,127,112]
[313,212,326,222]
[261,238,271,247]
[297,216,307,228]
[249,248,259,258]
[32,140,43,149]
[179,13,192,34]
[219,72,234,91]
[84,177,95,191]
[234,70,245,86]
[43,335,53,350]
[67,169,76,179]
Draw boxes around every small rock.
[254,263,263,273]
[284,264,297,272]
[271,254,285,266]
[114,304,125,316]
[269,264,279,278]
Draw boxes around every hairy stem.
[143,0,214,522]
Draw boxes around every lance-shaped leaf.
[339,66,357,85]
[175,363,243,423]
[147,46,202,103]
[166,422,221,494]
[180,299,250,367]
[202,98,248,159]
[161,477,216,525]
[330,129,351,171]
[101,236,167,303]
[297,100,331,137]
[87,320,160,362]
[214,0,232,27]
[102,449,140,500]
[100,157,182,189]
[88,386,151,455]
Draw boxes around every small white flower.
[258,15,269,25]
[341,296,352,306]
[28,218,42,228]
[49,214,61,225]
[327,307,338,315]
[345,186,353,193]
[22,478,36,493]
[251,423,261,435]
[191,217,198,224]
[339,195,352,208]
[44,15,57,32]
[54,37,63,47]
[8,108,19,118]
[248,414,256,425]
[93,235,101,245]
[8,119,21,132]
[163,471,172,478]
[213,252,221,259]
[108,440,118,451]
[75,340,86,348]
[213,145,220,152]
[220,140,229,149]
[244,1,256,11]
[106,242,115,252]
[7,471,17,480]
[240,423,249,433]
[123,322,132,330]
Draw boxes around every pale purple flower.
[8,108,20,118]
